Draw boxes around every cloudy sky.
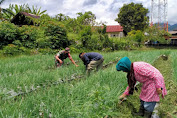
[1,0,176,25]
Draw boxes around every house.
[165,30,177,44]
[105,25,125,38]
[11,12,40,26]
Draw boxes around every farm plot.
[0,50,176,117]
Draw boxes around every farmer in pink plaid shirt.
[116,57,167,118]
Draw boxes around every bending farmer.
[116,57,167,118]
[79,52,104,75]
[55,47,78,67]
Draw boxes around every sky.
[1,0,176,25]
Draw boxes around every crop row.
[0,58,119,100]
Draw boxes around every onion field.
[0,50,176,118]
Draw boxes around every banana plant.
[0,0,14,21]
[2,3,47,21]
[27,5,47,16]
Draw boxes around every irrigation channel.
[1,58,120,100]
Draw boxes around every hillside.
[168,23,177,31]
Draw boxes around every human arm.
[69,56,79,67]
[55,55,63,64]
[83,54,90,65]
[119,86,129,100]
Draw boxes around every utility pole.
[151,0,168,31]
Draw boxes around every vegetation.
[0,2,176,117]
[2,3,47,21]
[0,0,14,21]
[115,2,149,33]
[0,1,171,56]
[0,50,176,117]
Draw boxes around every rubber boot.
[144,110,152,118]
[132,106,144,116]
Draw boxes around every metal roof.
[102,25,123,33]
[168,31,177,35]
[105,25,123,32]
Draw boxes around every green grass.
[0,49,176,117]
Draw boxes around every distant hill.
[168,24,177,31]
[153,23,177,31]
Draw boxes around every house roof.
[168,31,177,35]
[11,12,40,25]
[20,12,40,19]
[105,25,123,32]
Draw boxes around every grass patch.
[0,49,176,117]
[152,55,177,118]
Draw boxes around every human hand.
[119,94,127,104]
[75,64,79,67]
[156,88,162,95]
[119,94,127,100]
[59,60,63,64]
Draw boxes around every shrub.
[110,37,132,50]
[0,21,19,49]
[128,30,145,46]
[2,44,19,55]
[18,25,44,48]
[79,26,92,48]
[36,37,51,48]
[86,34,102,50]
[41,21,69,49]
[102,48,113,52]
[38,48,55,54]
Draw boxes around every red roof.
[105,25,123,32]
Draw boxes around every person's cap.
[65,47,70,52]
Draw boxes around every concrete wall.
[107,32,124,38]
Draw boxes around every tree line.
[0,0,170,56]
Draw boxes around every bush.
[36,37,51,48]
[102,48,113,52]
[42,21,69,49]
[18,25,44,48]
[2,44,19,55]
[38,48,55,54]
[2,44,31,56]
[0,21,19,49]
[110,37,132,50]
[79,26,92,48]
[128,30,145,46]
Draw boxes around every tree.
[54,13,70,21]
[144,25,171,44]
[115,2,149,33]
[77,11,96,26]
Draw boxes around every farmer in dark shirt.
[79,52,104,75]
[55,47,78,67]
